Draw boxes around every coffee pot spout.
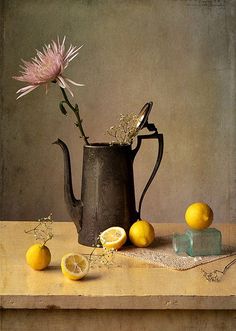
[53,139,83,232]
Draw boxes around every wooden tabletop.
[0,221,235,310]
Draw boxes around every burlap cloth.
[118,236,236,270]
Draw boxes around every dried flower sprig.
[84,237,116,269]
[106,113,140,145]
[201,258,236,282]
[24,213,53,246]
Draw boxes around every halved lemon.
[61,253,89,280]
[99,226,127,250]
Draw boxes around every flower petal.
[16,85,39,99]
[56,76,67,88]
[65,77,85,87]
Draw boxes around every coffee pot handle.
[131,129,164,220]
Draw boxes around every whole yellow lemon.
[185,202,213,230]
[129,220,155,247]
[26,244,51,270]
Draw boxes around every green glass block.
[173,228,222,257]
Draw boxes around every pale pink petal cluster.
[13,37,84,99]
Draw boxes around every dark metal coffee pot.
[54,102,164,246]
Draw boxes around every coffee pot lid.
[135,102,153,132]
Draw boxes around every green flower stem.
[59,87,90,145]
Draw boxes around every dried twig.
[83,236,116,269]
[201,258,236,282]
[24,213,53,245]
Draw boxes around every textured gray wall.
[0,0,235,223]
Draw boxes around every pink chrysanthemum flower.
[13,37,84,99]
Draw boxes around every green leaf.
[59,101,67,115]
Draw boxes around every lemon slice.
[99,226,127,250]
[61,253,89,280]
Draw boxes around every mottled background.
[0,0,235,223]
